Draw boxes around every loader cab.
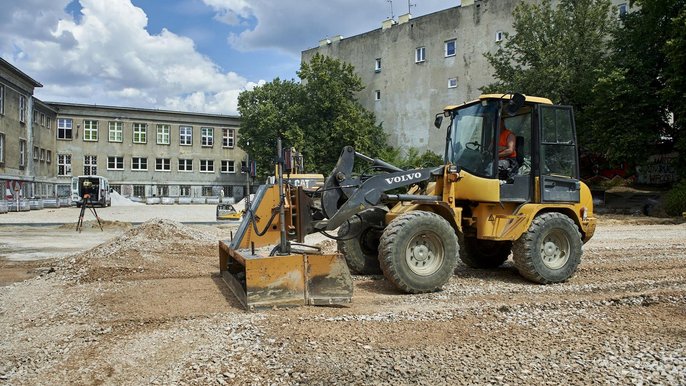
[441,94,581,204]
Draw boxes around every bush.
[664,179,686,217]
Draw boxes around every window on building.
[180,185,191,196]
[109,121,123,142]
[133,185,146,197]
[221,160,236,173]
[0,133,5,164]
[374,90,381,101]
[156,158,171,171]
[108,156,124,170]
[495,31,504,42]
[178,159,193,172]
[133,123,147,143]
[40,148,45,162]
[202,186,213,196]
[156,185,169,197]
[618,3,628,17]
[180,126,192,145]
[19,139,26,168]
[241,160,247,174]
[46,150,51,164]
[445,39,456,57]
[33,111,38,123]
[19,96,26,123]
[200,159,214,172]
[201,127,214,147]
[46,117,52,130]
[33,146,39,161]
[40,113,45,126]
[132,156,147,170]
[58,154,72,176]
[448,78,458,88]
[222,128,235,148]
[83,155,97,175]
[157,124,170,145]
[83,120,98,141]
[57,118,73,139]
[375,58,382,72]
[0,84,4,115]
[415,46,426,63]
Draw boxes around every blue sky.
[0,0,457,115]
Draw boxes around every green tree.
[298,53,387,173]
[483,0,615,157]
[237,54,387,177]
[237,78,305,177]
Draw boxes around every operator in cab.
[497,119,518,180]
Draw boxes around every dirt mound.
[62,218,219,282]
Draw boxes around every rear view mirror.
[434,113,443,129]
[506,93,526,115]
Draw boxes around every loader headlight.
[580,207,588,221]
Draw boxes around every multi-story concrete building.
[302,0,630,155]
[1,57,246,211]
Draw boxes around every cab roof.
[443,94,553,111]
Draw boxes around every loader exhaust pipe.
[277,137,290,255]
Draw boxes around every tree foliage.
[237,53,386,177]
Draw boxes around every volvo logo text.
[385,172,422,185]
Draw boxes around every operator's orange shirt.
[499,129,517,159]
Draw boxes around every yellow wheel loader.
[219,93,596,309]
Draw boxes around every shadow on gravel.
[211,273,246,311]
[453,261,531,285]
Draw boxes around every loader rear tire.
[337,208,385,275]
[379,211,459,293]
[512,212,582,284]
[459,237,511,269]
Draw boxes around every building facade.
[1,57,247,210]
[302,0,630,155]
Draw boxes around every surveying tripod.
[76,194,103,232]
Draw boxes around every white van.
[71,175,111,207]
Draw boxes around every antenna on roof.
[386,0,395,19]
[407,0,416,14]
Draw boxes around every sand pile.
[110,191,144,206]
[63,218,219,282]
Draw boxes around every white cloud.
[204,0,457,55]
[0,0,263,115]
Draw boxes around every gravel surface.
[0,215,684,385]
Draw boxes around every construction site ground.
[1,204,685,385]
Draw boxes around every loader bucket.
[219,241,353,310]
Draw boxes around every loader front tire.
[512,212,582,284]
[379,211,459,293]
[459,237,511,269]
[337,208,385,275]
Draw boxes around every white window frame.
[178,159,193,172]
[133,123,147,144]
[495,31,504,42]
[46,150,52,164]
[444,39,456,57]
[131,157,148,171]
[57,118,73,140]
[46,117,52,130]
[180,126,192,146]
[40,148,45,162]
[19,139,26,167]
[375,58,382,72]
[33,110,38,123]
[155,158,171,171]
[19,96,26,123]
[84,155,97,175]
[222,128,235,148]
[448,78,458,88]
[107,156,124,170]
[40,113,45,126]
[57,154,72,176]
[83,120,98,141]
[415,47,426,63]
[109,121,123,142]
[221,160,236,173]
[156,124,170,145]
[201,127,214,147]
[200,159,215,173]
[0,133,5,164]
